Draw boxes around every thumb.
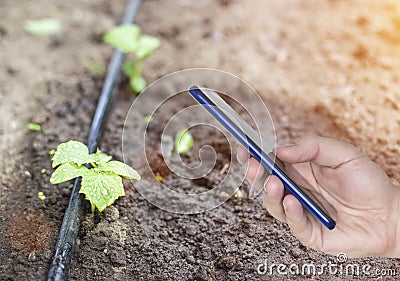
[275,135,363,168]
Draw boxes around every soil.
[1,0,400,280]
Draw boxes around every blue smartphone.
[188,85,336,230]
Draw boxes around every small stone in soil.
[194,266,209,281]
[186,255,196,264]
[184,225,197,236]
[290,247,303,258]
[220,256,236,269]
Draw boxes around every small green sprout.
[38,192,46,201]
[103,24,160,93]
[81,58,105,74]
[27,123,41,131]
[24,18,62,36]
[156,175,163,182]
[175,129,194,154]
[43,129,51,135]
[49,149,56,156]
[50,140,141,212]
[144,115,154,123]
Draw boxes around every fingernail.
[283,201,288,211]
[236,147,247,165]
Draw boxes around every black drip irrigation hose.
[47,1,142,280]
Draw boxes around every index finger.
[276,135,363,168]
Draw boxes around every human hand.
[238,135,400,258]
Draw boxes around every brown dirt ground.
[1,0,400,280]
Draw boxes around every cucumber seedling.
[50,140,141,212]
[37,192,46,201]
[175,128,194,154]
[103,24,160,93]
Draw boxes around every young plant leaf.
[50,162,88,184]
[123,60,146,93]
[37,192,46,201]
[175,129,194,154]
[91,149,113,164]
[50,140,141,212]
[79,170,125,212]
[98,161,141,180]
[130,76,147,93]
[122,60,135,77]
[136,35,161,59]
[27,123,41,131]
[144,115,153,123]
[103,24,141,52]
[51,140,92,168]
[24,18,61,36]
[104,24,159,94]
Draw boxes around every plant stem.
[133,59,143,78]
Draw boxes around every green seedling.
[81,58,105,75]
[38,192,46,201]
[49,140,141,212]
[27,123,41,131]
[41,168,47,174]
[49,149,56,156]
[103,24,160,93]
[43,129,51,135]
[24,18,61,36]
[175,129,194,154]
[144,115,154,123]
